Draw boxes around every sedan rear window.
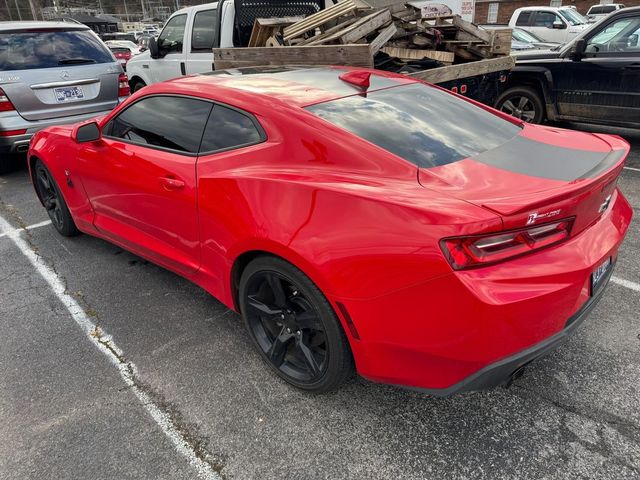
[0,29,113,71]
[306,83,521,168]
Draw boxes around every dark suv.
[496,7,640,128]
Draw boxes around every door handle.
[159,176,185,190]
[180,61,186,75]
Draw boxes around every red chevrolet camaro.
[28,66,632,394]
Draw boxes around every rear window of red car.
[306,83,521,168]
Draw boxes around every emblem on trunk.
[60,70,70,79]
[598,195,612,213]
[526,209,561,225]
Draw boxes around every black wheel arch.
[503,67,556,119]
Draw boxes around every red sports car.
[28,66,632,394]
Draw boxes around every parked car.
[28,66,631,394]
[105,40,141,55]
[0,21,130,173]
[508,6,591,43]
[106,40,141,70]
[512,27,562,49]
[483,25,562,52]
[497,6,640,127]
[586,3,625,22]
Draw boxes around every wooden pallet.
[282,0,358,41]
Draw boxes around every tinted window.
[192,9,217,52]
[533,11,560,27]
[0,29,113,70]
[157,14,187,54]
[106,96,212,153]
[306,83,521,168]
[200,105,263,152]
[516,11,532,26]
[589,6,603,14]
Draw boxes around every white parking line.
[623,166,640,172]
[0,214,221,480]
[0,219,51,239]
[611,276,640,293]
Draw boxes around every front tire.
[33,159,80,237]
[496,86,545,124]
[130,79,147,93]
[239,256,354,393]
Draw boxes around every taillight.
[441,218,575,270]
[118,73,130,97]
[0,128,26,137]
[0,88,16,112]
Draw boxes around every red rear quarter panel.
[194,107,502,311]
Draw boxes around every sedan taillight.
[0,88,16,112]
[118,73,131,97]
[441,218,575,270]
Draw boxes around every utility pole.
[13,0,21,20]
[123,0,130,22]
[4,0,12,20]
[28,0,37,20]
[140,0,145,19]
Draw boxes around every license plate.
[591,257,612,294]
[54,86,84,103]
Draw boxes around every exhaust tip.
[15,144,28,153]
[504,366,527,388]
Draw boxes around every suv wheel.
[496,86,545,124]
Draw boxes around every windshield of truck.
[306,83,522,168]
[559,9,588,25]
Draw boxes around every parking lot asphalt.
[1,123,639,480]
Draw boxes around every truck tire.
[130,79,147,93]
[496,86,545,124]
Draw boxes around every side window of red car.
[199,104,265,154]
[104,96,212,154]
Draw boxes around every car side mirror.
[149,37,160,59]
[571,38,586,60]
[628,33,639,47]
[552,20,566,29]
[75,122,101,143]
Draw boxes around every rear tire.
[239,256,354,393]
[130,79,147,93]
[33,159,80,237]
[496,86,545,124]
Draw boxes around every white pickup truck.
[126,0,326,91]
[508,6,591,44]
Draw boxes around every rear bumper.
[337,188,633,393]
[405,260,615,396]
[0,97,127,155]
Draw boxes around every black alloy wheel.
[33,160,79,236]
[239,257,353,392]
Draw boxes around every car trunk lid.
[418,126,628,234]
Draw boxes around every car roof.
[0,21,89,31]
[159,66,418,108]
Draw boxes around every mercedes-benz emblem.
[60,70,70,79]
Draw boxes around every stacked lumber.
[214,1,511,71]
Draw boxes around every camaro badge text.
[526,209,561,225]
